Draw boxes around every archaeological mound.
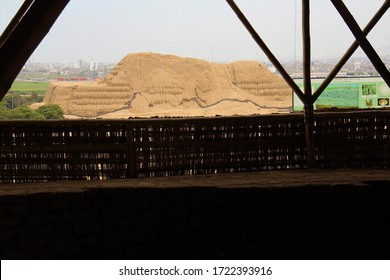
[43,52,292,118]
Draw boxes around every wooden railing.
[1,111,389,183]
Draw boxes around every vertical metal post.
[302,0,316,168]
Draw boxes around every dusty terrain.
[43,52,292,118]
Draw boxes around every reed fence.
[1,111,389,183]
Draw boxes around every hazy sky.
[1,0,389,63]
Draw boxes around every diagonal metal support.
[313,0,390,101]
[0,0,35,48]
[225,0,305,102]
[0,0,70,101]
[331,0,390,87]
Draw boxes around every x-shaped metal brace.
[226,0,390,103]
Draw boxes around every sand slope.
[44,53,292,118]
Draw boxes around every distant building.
[75,59,87,69]
[267,66,277,73]
[90,60,98,71]
[354,61,362,70]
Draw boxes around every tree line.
[0,103,64,119]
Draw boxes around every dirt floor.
[1,168,389,196]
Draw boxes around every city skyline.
[19,54,387,81]
[1,0,389,63]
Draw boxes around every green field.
[10,81,49,93]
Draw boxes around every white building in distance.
[90,60,98,71]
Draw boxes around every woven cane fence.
[1,111,389,183]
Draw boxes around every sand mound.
[44,52,291,118]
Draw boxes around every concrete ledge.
[1,169,390,195]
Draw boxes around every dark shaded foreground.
[1,169,389,259]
